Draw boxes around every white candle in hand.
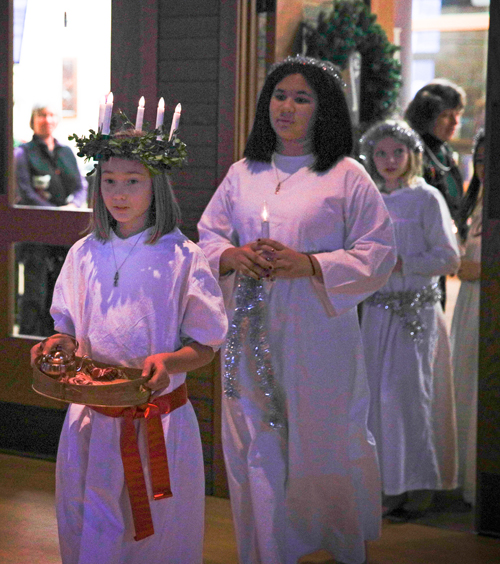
[102,92,114,135]
[169,103,182,140]
[98,95,106,132]
[261,201,270,238]
[135,96,145,131]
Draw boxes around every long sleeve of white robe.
[401,182,460,278]
[198,156,397,316]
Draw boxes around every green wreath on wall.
[303,0,402,129]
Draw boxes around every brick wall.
[157,0,237,495]
[159,0,228,241]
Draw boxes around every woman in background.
[15,103,87,207]
[405,80,466,223]
[405,80,466,309]
[15,103,88,336]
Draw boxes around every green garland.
[303,0,402,128]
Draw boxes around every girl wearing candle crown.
[198,56,396,564]
[30,115,227,563]
[359,120,460,520]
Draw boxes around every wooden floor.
[1,453,500,563]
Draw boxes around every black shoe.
[385,507,428,522]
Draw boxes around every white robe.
[361,180,460,496]
[50,228,228,564]
[198,154,396,564]
[451,203,482,504]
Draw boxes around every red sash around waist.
[92,382,188,541]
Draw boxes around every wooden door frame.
[476,0,500,536]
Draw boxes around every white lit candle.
[98,95,106,132]
[135,96,145,131]
[168,103,182,140]
[102,92,114,135]
[261,201,270,238]
[155,97,165,131]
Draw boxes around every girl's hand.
[141,342,215,391]
[220,243,273,280]
[141,354,172,390]
[255,238,322,280]
[457,259,481,281]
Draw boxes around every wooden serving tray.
[32,358,151,407]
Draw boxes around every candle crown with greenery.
[69,111,187,176]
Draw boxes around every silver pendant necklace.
[111,231,144,287]
[272,158,302,194]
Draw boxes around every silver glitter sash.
[365,282,442,343]
[223,275,285,429]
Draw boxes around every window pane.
[13,0,111,208]
[14,242,70,338]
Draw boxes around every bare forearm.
[161,342,215,374]
[220,247,238,275]
[142,342,215,390]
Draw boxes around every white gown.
[198,154,396,564]
[50,228,228,564]
[450,203,482,504]
[361,180,460,496]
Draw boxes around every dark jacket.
[15,135,85,207]
[421,132,463,223]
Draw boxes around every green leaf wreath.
[303,0,402,129]
[69,111,188,176]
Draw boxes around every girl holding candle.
[198,56,396,564]
[30,125,227,564]
[359,120,460,519]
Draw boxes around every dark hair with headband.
[244,56,353,172]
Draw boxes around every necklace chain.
[111,231,144,287]
[273,159,302,194]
